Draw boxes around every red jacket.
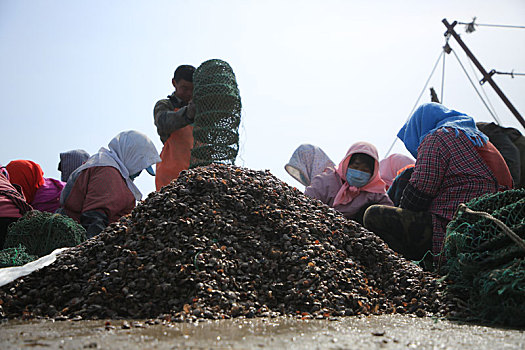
[62,166,135,224]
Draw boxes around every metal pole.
[442,18,525,129]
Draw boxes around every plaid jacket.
[400,128,505,255]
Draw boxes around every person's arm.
[305,171,332,205]
[154,100,195,143]
[80,167,134,237]
[387,167,414,206]
[400,132,447,211]
[80,210,109,238]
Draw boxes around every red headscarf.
[333,142,387,206]
[6,160,45,203]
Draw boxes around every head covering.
[145,166,156,176]
[285,144,335,186]
[379,153,415,188]
[333,142,386,206]
[5,160,45,203]
[0,165,9,180]
[59,149,90,182]
[397,102,488,158]
[63,130,161,202]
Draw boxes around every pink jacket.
[305,142,393,219]
[305,167,393,218]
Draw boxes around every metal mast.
[442,18,525,128]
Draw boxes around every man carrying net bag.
[154,59,241,189]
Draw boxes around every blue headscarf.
[397,103,488,158]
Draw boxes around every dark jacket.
[154,93,193,143]
[477,122,525,187]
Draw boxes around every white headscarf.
[61,130,161,202]
[285,144,335,186]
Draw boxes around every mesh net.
[190,59,241,168]
[442,189,525,327]
[3,210,87,258]
[0,245,37,268]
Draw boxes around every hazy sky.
[1,0,524,196]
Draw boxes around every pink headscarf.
[379,153,415,189]
[333,142,386,206]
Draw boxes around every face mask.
[129,170,142,181]
[345,168,371,188]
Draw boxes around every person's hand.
[186,100,196,123]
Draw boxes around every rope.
[12,246,20,266]
[384,50,444,158]
[193,249,203,271]
[457,203,525,252]
[412,249,443,267]
[450,49,502,125]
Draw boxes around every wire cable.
[458,22,525,30]
[465,55,500,122]
[494,71,525,77]
[441,49,446,104]
[384,50,444,158]
[451,49,502,125]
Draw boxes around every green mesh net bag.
[442,189,525,327]
[0,245,37,267]
[3,210,87,258]
[190,59,241,168]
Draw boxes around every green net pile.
[443,189,525,327]
[1,210,87,267]
[0,245,37,268]
[190,59,241,168]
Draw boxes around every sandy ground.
[1,314,524,349]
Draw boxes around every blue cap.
[145,165,155,176]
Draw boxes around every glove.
[80,210,109,238]
[186,100,196,124]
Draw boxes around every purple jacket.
[32,178,65,213]
[305,167,393,219]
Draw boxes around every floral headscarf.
[285,144,335,186]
